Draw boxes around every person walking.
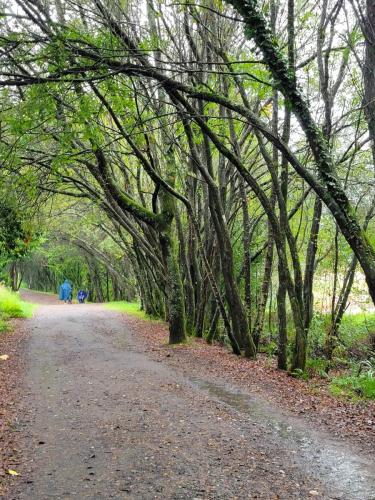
[77,290,88,304]
[59,279,72,304]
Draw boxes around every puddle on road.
[192,379,375,500]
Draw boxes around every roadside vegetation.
[105,301,157,321]
[330,368,375,400]
[0,287,35,333]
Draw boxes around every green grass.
[330,374,375,400]
[0,287,36,333]
[0,318,10,334]
[104,301,156,320]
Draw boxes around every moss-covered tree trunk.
[363,0,375,167]
[159,169,187,344]
[159,227,186,344]
[175,211,195,336]
[145,0,186,343]
[252,223,274,348]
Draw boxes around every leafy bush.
[259,340,278,357]
[340,313,375,360]
[307,313,327,357]
[357,357,375,377]
[0,288,23,317]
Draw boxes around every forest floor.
[0,291,375,499]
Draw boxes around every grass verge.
[0,287,36,333]
[104,301,158,321]
[330,374,375,400]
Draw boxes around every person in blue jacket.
[77,290,88,304]
[59,279,72,303]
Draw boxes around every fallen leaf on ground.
[0,355,9,361]
[6,469,20,476]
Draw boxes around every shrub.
[0,287,34,319]
[330,374,375,400]
[330,359,375,400]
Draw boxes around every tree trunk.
[363,0,375,167]
[303,197,322,331]
[252,220,274,348]
[176,210,195,335]
[9,261,18,292]
[159,174,186,344]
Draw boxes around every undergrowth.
[309,311,375,359]
[0,287,35,333]
[330,374,375,400]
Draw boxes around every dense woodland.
[1,0,375,376]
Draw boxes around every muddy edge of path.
[124,313,375,453]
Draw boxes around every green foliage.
[339,313,375,349]
[0,319,10,334]
[259,340,278,357]
[290,368,309,380]
[0,287,35,320]
[306,357,329,378]
[307,313,327,356]
[330,373,375,400]
[0,201,29,260]
[308,312,375,359]
[330,357,375,399]
[0,198,40,267]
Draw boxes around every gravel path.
[5,291,375,499]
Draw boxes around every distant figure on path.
[77,290,88,304]
[59,279,72,304]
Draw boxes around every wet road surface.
[7,291,375,499]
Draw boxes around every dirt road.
[5,291,375,499]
